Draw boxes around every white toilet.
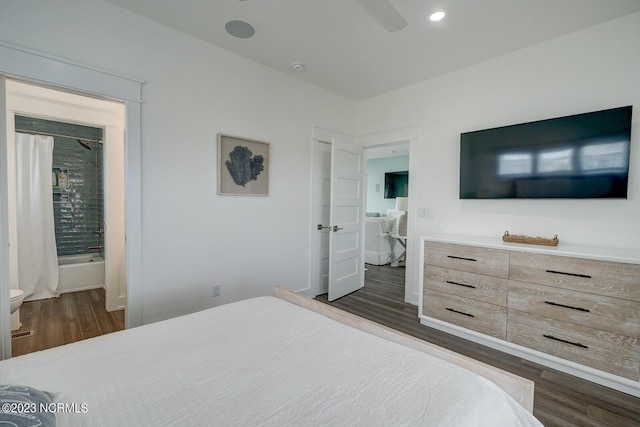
[10,289,24,313]
[10,288,25,314]
[10,289,25,331]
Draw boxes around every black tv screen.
[384,171,408,198]
[460,106,632,199]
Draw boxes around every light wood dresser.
[420,234,640,397]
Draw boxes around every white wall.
[0,0,355,323]
[2,2,639,322]
[356,12,640,300]
[366,156,409,215]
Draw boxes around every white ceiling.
[105,0,640,101]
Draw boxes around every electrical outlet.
[418,207,435,218]
[212,283,221,297]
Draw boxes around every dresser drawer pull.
[544,301,590,312]
[543,334,589,349]
[446,307,475,318]
[545,269,592,279]
[446,280,476,289]
[447,255,477,262]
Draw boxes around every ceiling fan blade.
[356,0,408,32]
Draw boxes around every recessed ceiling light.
[225,20,255,38]
[291,62,304,71]
[429,10,447,22]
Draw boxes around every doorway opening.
[311,139,411,300]
[364,142,410,269]
[309,126,415,304]
[4,79,126,356]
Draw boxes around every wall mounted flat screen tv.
[384,171,408,198]
[460,106,633,199]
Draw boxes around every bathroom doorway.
[4,80,126,355]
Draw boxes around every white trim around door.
[0,41,143,360]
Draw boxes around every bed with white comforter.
[0,290,542,426]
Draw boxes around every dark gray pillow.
[0,384,56,426]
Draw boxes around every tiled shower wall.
[15,116,104,257]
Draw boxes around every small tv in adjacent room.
[384,171,408,198]
[460,106,633,199]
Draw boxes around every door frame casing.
[0,42,143,360]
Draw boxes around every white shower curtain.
[15,133,59,301]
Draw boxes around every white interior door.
[316,142,331,295]
[328,138,365,301]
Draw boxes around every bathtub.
[57,254,105,294]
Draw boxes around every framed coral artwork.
[217,134,269,196]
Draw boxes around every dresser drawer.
[508,280,640,337]
[509,251,640,301]
[425,265,508,306]
[507,310,640,380]
[423,290,506,339]
[424,241,509,278]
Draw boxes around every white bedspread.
[0,296,542,426]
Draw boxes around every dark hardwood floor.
[11,288,125,357]
[316,264,640,427]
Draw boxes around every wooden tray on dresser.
[502,231,558,246]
